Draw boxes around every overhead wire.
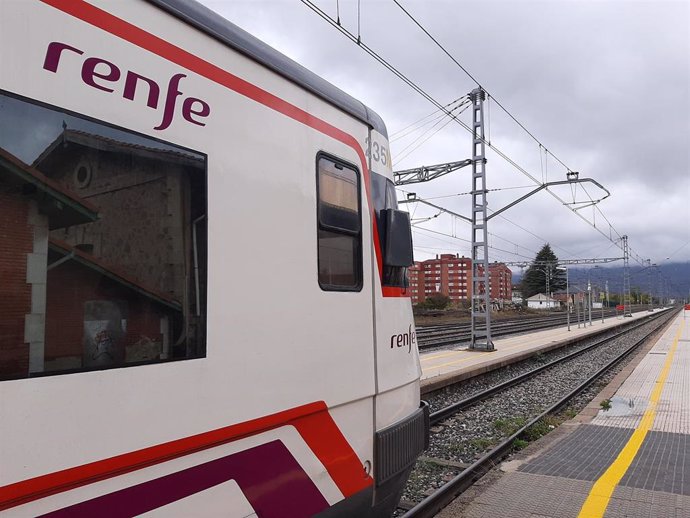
[301,0,546,184]
[412,226,536,261]
[389,96,467,140]
[391,0,646,263]
[301,0,472,136]
[391,0,573,174]
[303,0,645,271]
[486,206,578,259]
[390,108,452,143]
[420,184,535,200]
[403,198,540,258]
[394,101,470,164]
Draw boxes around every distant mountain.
[511,262,689,301]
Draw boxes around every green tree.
[631,287,641,304]
[419,293,451,310]
[520,244,567,299]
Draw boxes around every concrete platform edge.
[421,319,636,395]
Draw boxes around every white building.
[527,293,559,310]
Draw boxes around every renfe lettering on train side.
[390,325,416,353]
[43,42,210,131]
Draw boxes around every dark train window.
[0,91,207,381]
[316,155,362,291]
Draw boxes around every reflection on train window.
[0,92,207,381]
[316,156,362,290]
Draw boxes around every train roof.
[146,0,388,137]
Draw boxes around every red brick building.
[1,143,190,380]
[0,147,98,378]
[485,262,512,303]
[408,254,512,305]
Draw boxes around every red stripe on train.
[0,401,372,511]
[40,0,407,297]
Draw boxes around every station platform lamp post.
[587,279,593,326]
[591,265,605,324]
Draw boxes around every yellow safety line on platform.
[420,330,566,364]
[576,319,685,518]
[421,312,647,372]
[421,341,529,372]
[421,349,473,362]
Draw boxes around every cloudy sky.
[198,0,689,268]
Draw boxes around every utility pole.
[622,235,632,317]
[647,259,653,311]
[587,279,592,326]
[396,93,610,351]
[606,280,610,315]
[545,264,551,311]
[469,88,493,351]
[558,266,570,331]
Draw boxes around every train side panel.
[0,0,425,515]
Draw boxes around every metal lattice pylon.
[469,88,494,351]
[622,235,632,317]
[647,259,654,311]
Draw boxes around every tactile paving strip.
[519,426,690,497]
[519,424,633,481]
[605,486,690,518]
[591,322,690,434]
[619,430,690,496]
[653,342,690,434]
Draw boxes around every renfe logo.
[43,42,210,131]
[390,325,416,354]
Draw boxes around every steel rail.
[418,308,643,349]
[417,314,567,336]
[417,308,641,336]
[429,310,668,425]
[402,308,678,517]
[418,316,574,349]
[417,306,649,335]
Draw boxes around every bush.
[419,293,451,310]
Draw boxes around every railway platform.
[437,309,690,518]
[420,308,667,394]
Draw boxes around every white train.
[0,1,427,516]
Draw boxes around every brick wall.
[45,260,172,370]
[0,189,32,378]
[44,150,189,301]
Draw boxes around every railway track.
[396,307,676,517]
[417,306,650,349]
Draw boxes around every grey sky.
[198,0,690,267]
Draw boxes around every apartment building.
[408,254,512,305]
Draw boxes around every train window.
[316,155,362,290]
[0,91,207,381]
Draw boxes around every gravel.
[397,311,673,511]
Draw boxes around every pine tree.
[520,244,567,299]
